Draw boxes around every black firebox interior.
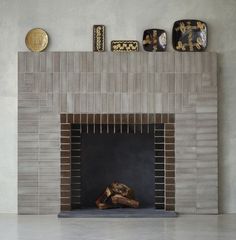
[77,126,155,208]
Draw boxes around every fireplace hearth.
[58,208,177,218]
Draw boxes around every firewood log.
[95,182,139,209]
[95,187,113,209]
[111,194,139,208]
[110,182,135,199]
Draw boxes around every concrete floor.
[0,214,235,240]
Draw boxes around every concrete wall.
[0,0,235,213]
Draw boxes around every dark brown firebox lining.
[60,114,175,212]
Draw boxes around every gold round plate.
[25,28,49,52]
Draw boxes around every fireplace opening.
[77,125,155,209]
[60,114,176,216]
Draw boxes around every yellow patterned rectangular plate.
[93,25,105,52]
[111,41,139,52]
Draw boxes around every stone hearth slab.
[58,208,177,218]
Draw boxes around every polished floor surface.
[0,214,235,240]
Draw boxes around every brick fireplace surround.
[18,52,218,215]
[60,113,175,212]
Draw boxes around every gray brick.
[38,206,59,214]
[80,72,87,93]
[175,52,182,73]
[33,53,40,72]
[18,52,26,73]
[113,53,121,72]
[147,53,155,73]
[53,52,60,72]
[18,207,38,215]
[114,93,121,113]
[156,53,164,72]
[120,53,128,73]
[87,72,94,92]
[86,52,94,72]
[60,52,68,72]
[94,73,101,92]
[25,52,34,72]
[68,52,74,72]
[66,92,74,112]
[94,53,103,73]
[46,52,53,72]
[67,72,79,92]
[40,53,46,72]
[163,52,175,72]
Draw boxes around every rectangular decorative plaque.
[111,40,139,52]
[93,25,105,52]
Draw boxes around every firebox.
[60,113,175,216]
[79,128,155,208]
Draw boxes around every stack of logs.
[96,182,139,209]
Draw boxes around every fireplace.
[60,113,175,215]
[18,52,218,215]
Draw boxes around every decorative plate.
[93,25,105,52]
[143,29,167,52]
[172,20,207,52]
[111,41,139,52]
[25,28,49,52]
